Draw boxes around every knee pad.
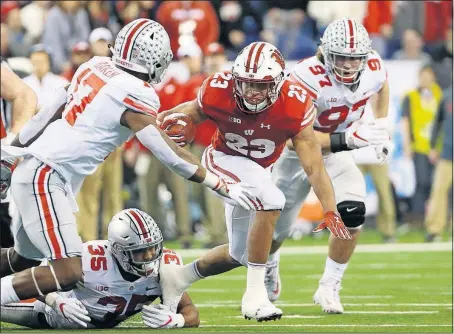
[337,201,366,228]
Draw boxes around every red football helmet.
[232,42,285,114]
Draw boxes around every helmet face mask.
[326,52,367,84]
[232,42,285,114]
[108,209,164,278]
[233,76,278,114]
[321,19,372,86]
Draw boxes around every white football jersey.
[27,56,160,189]
[290,51,387,133]
[73,240,183,327]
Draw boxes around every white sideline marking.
[178,242,451,257]
[194,302,453,308]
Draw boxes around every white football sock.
[321,257,348,282]
[246,262,266,290]
[1,276,20,306]
[267,250,280,267]
[180,261,204,287]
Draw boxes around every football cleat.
[313,279,344,314]
[242,288,283,321]
[265,262,281,302]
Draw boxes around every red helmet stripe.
[122,19,149,60]
[347,19,355,48]
[245,42,258,73]
[129,209,149,238]
[252,42,266,73]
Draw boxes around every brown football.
[162,113,196,145]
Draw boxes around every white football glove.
[142,304,185,329]
[214,180,257,211]
[345,122,389,149]
[52,296,91,328]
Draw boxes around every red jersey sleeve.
[299,98,316,131]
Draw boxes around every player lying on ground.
[156,41,352,322]
[0,209,199,329]
[265,18,393,313]
[0,19,256,310]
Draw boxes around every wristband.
[175,313,185,328]
[201,171,221,190]
[330,133,350,153]
[44,293,61,308]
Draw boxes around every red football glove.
[313,211,352,240]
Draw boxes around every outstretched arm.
[121,110,256,211]
[11,85,68,148]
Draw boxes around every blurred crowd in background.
[1,0,452,248]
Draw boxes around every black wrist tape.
[330,133,351,153]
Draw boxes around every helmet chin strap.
[243,99,268,112]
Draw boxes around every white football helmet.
[110,19,173,84]
[320,18,372,85]
[232,42,285,114]
[108,209,163,278]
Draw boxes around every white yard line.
[178,242,451,257]
[205,273,450,280]
[229,315,324,319]
[343,311,439,314]
[194,302,453,307]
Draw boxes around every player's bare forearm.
[122,110,207,183]
[177,292,200,327]
[292,127,337,213]
[374,80,389,119]
[157,100,207,125]
[1,64,38,134]
[287,131,333,154]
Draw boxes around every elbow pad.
[136,124,198,179]
[18,85,67,145]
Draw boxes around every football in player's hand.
[160,113,196,147]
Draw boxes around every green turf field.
[1,241,452,333]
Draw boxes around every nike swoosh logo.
[346,207,357,212]
[273,280,280,295]
[159,316,172,328]
[353,131,368,142]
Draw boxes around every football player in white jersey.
[1,208,200,329]
[264,18,393,313]
[0,19,256,308]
